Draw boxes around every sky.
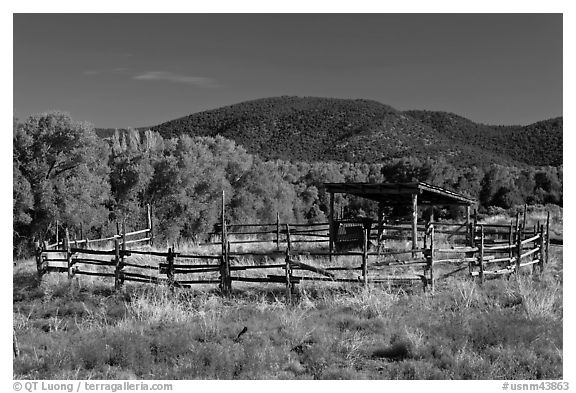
[13,13,563,128]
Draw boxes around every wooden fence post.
[55,220,59,249]
[226,240,232,293]
[219,255,226,293]
[329,192,335,262]
[286,223,292,251]
[515,227,522,274]
[473,209,478,227]
[147,203,154,246]
[538,225,545,274]
[545,211,550,265]
[472,209,478,246]
[220,190,231,295]
[522,204,528,239]
[362,228,368,286]
[467,223,475,277]
[219,240,229,294]
[478,225,484,284]
[114,238,121,290]
[220,191,225,292]
[42,240,48,271]
[34,240,43,278]
[285,224,293,303]
[13,329,20,358]
[167,246,175,287]
[429,225,435,292]
[508,221,513,263]
[465,206,470,244]
[276,212,280,251]
[121,220,127,287]
[411,193,418,256]
[377,202,385,250]
[65,228,73,280]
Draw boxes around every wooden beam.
[545,211,550,265]
[285,246,292,303]
[377,202,385,247]
[120,220,126,287]
[220,190,231,295]
[411,193,418,251]
[509,221,514,262]
[478,225,485,284]
[114,238,121,290]
[276,211,280,251]
[465,206,471,245]
[35,240,43,278]
[329,192,335,261]
[290,259,335,278]
[147,203,154,246]
[362,228,368,286]
[539,225,545,274]
[65,228,72,280]
[429,225,435,292]
[515,227,522,273]
[166,246,175,286]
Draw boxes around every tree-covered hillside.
[405,110,562,167]
[98,96,561,168]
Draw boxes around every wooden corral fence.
[35,204,154,287]
[205,212,330,250]
[35,201,552,298]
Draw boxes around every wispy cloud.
[83,67,130,76]
[133,71,218,88]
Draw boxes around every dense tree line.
[13,112,563,258]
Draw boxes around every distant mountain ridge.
[95,96,562,167]
[404,110,562,167]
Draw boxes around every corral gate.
[334,218,372,251]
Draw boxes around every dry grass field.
[13,238,562,380]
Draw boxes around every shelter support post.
[465,206,471,244]
[377,202,385,248]
[412,193,418,252]
[329,192,335,261]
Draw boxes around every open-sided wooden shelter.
[324,182,477,252]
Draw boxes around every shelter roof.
[324,182,476,206]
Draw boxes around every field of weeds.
[13,240,562,380]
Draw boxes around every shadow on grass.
[13,268,43,302]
